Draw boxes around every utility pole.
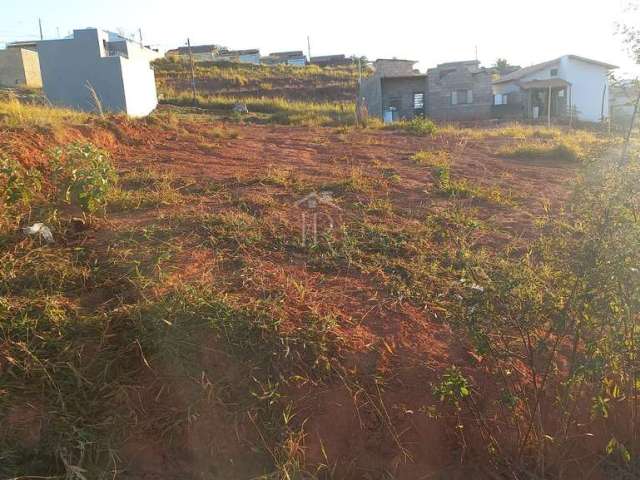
[307,36,311,63]
[356,56,363,128]
[138,28,143,45]
[38,18,43,40]
[56,26,60,38]
[187,38,197,104]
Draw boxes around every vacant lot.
[1,102,638,479]
[155,58,363,102]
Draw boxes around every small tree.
[617,0,640,162]
[494,58,510,74]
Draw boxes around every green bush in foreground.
[451,157,640,473]
[1,143,117,223]
[387,117,438,136]
[0,156,42,206]
[50,143,117,213]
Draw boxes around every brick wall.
[359,76,383,118]
[427,62,494,121]
[374,59,417,77]
[0,49,27,87]
[381,76,427,120]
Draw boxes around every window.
[452,89,473,105]
[494,94,509,105]
[413,92,425,110]
[550,68,558,77]
[386,96,401,110]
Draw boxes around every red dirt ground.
[1,117,587,478]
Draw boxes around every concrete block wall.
[20,49,43,88]
[381,76,428,120]
[0,48,42,88]
[374,59,417,77]
[359,76,383,118]
[361,59,498,122]
[427,62,494,121]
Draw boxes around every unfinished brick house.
[427,60,495,121]
[359,59,427,122]
[360,59,495,122]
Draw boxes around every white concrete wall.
[121,58,158,116]
[37,28,157,116]
[560,57,610,122]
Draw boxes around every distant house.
[427,60,495,121]
[492,55,618,123]
[37,28,158,116]
[262,51,307,67]
[310,54,351,67]
[165,44,261,65]
[166,44,224,62]
[360,59,494,123]
[0,47,42,88]
[215,49,261,65]
[359,59,427,122]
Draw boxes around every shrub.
[0,156,42,207]
[387,117,437,136]
[453,157,640,472]
[50,143,117,213]
[433,366,471,407]
[497,140,582,162]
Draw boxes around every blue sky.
[2,0,639,77]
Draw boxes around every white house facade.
[37,28,158,117]
[493,55,617,123]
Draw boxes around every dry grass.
[437,122,564,140]
[0,102,634,479]
[497,140,583,162]
[162,89,356,127]
[0,97,89,128]
[411,150,451,167]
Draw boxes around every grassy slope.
[154,59,365,127]
[1,101,638,479]
[154,58,363,102]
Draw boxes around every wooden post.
[187,38,197,104]
[569,86,573,128]
[355,57,362,128]
[547,85,552,128]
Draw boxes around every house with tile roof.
[492,55,618,123]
